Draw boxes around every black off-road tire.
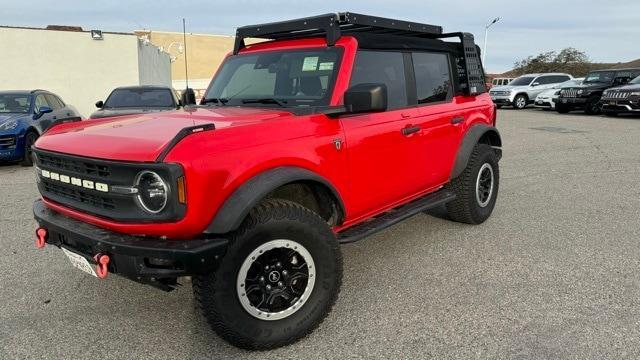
[604,112,618,117]
[192,199,342,350]
[19,131,38,167]
[445,143,499,224]
[512,94,528,110]
[585,96,602,115]
[556,104,571,114]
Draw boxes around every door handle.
[401,125,421,136]
[451,116,464,124]
[400,112,412,118]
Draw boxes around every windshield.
[104,88,175,108]
[629,75,640,85]
[203,48,342,107]
[0,94,31,113]
[509,76,535,86]
[583,71,614,84]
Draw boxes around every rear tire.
[19,131,38,167]
[512,94,528,110]
[193,199,342,350]
[604,112,618,117]
[445,143,499,224]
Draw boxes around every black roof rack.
[234,13,486,95]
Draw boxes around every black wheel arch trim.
[450,124,502,180]
[205,166,346,234]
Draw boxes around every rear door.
[409,51,464,188]
[340,50,425,218]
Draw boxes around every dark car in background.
[0,90,80,166]
[555,68,640,114]
[90,86,181,119]
[600,75,640,116]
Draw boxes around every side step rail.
[337,189,456,244]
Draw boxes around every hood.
[537,88,560,97]
[35,106,294,162]
[566,82,610,90]
[490,85,528,92]
[89,108,175,119]
[606,83,640,92]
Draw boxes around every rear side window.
[350,51,407,109]
[411,52,452,104]
[34,94,50,112]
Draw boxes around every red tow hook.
[35,228,48,249]
[93,253,110,279]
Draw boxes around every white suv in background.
[534,78,584,110]
[489,73,573,109]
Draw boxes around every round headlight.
[135,171,168,214]
[577,89,584,95]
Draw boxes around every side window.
[535,76,553,85]
[44,94,62,110]
[411,52,452,104]
[350,51,407,109]
[34,95,50,112]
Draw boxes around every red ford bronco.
[32,13,501,349]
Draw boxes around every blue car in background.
[0,90,81,166]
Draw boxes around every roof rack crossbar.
[233,12,443,54]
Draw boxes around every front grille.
[37,152,111,178]
[561,89,579,98]
[43,181,115,210]
[603,91,631,100]
[0,135,16,148]
[490,91,510,96]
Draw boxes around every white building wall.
[0,27,170,117]
[138,40,172,87]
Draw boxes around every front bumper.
[33,199,228,291]
[601,100,640,113]
[490,95,513,105]
[555,97,587,107]
[0,133,23,161]
[534,98,554,108]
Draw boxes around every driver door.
[33,94,55,131]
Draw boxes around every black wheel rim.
[475,163,494,207]
[237,240,315,320]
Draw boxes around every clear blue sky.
[2,0,638,73]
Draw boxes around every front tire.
[445,143,499,224]
[585,96,602,115]
[19,131,38,167]
[512,94,528,110]
[556,104,571,114]
[193,199,342,350]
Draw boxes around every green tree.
[512,48,595,77]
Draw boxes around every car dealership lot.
[1,110,639,359]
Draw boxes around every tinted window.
[412,52,452,104]
[205,48,341,107]
[105,88,176,108]
[535,76,554,85]
[509,76,535,86]
[584,71,614,84]
[44,94,63,110]
[350,51,407,109]
[0,94,31,113]
[34,94,50,112]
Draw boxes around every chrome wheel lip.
[475,163,494,208]
[236,239,316,321]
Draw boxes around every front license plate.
[62,248,97,277]
[609,101,616,106]
[562,99,568,103]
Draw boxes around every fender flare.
[205,166,345,234]
[450,124,502,180]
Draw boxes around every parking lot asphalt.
[1,109,639,359]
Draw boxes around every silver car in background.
[534,78,584,110]
[489,73,573,109]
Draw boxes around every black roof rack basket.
[234,12,486,95]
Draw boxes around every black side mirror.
[181,88,197,106]
[95,100,104,108]
[34,106,53,119]
[344,83,387,114]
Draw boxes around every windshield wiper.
[200,97,228,106]
[241,98,288,107]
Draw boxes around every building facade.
[0,26,171,117]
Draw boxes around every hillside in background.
[488,56,640,80]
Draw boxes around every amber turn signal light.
[177,176,186,204]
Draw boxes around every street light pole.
[482,17,501,66]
